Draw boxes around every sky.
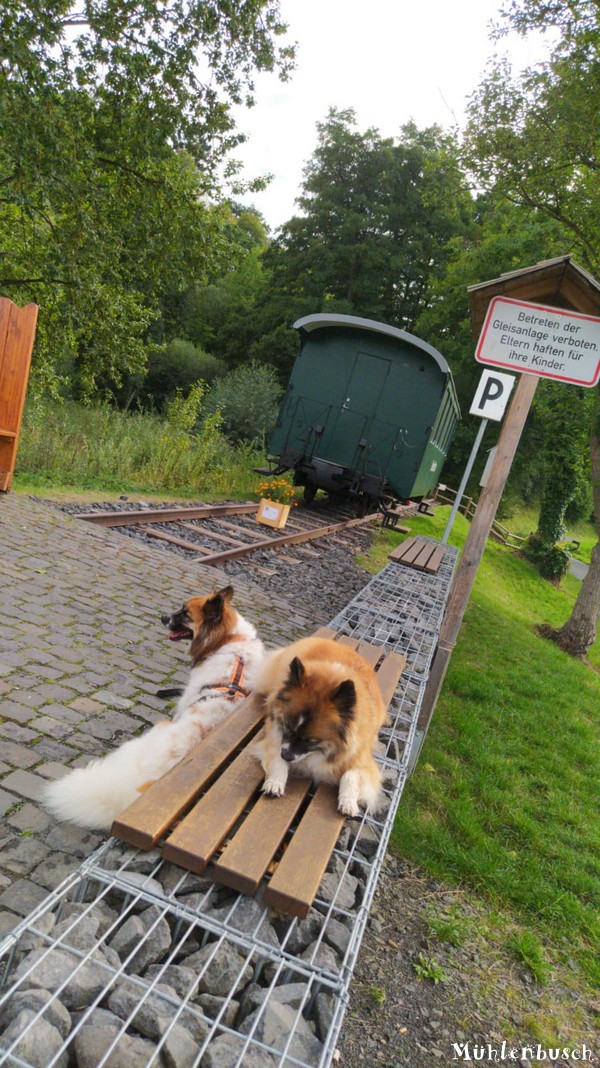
[231,0,550,231]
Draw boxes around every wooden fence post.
[0,298,39,492]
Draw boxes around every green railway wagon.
[269,314,461,504]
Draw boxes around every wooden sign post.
[418,371,538,731]
[0,298,39,492]
[414,257,600,755]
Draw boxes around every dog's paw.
[338,797,360,818]
[262,778,286,798]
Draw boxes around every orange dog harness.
[195,655,249,704]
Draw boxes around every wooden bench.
[0,298,38,492]
[389,536,445,575]
[112,630,406,918]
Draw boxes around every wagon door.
[320,352,391,466]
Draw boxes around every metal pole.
[441,418,488,545]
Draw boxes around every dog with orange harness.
[43,587,264,830]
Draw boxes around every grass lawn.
[361,509,599,991]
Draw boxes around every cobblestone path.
[0,494,315,936]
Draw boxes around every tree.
[463,0,599,273]
[245,109,474,376]
[414,194,573,494]
[0,0,293,393]
[554,417,600,654]
[463,0,600,655]
[535,386,592,544]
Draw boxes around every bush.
[17,395,262,497]
[143,339,226,408]
[204,361,282,443]
[523,533,571,584]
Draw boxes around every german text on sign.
[475,297,600,387]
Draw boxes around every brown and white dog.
[254,636,387,817]
[43,587,264,830]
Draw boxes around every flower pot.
[256,498,290,530]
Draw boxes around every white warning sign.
[475,297,600,387]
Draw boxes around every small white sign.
[476,297,600,387]
[261,504,280,521]
[470,369,516,421]
[479,447,497,487]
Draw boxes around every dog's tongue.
[168,629,188,641]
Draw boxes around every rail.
[73,501,383,569]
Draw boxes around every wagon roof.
[293,314,450,375]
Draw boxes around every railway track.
[76,499,390,572]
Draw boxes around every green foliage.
[507,931,551,986]
[412,954,447,984]
[414,195,573,493]
[164,205,271,367]
[142,339,226,409]
[243,109,474,377]
[463,0,599,274]
[204,361,282,443]
[369,985,386,1006]
[427,907,470,947]
[0,0,293,391]
[535,384,592,545]
[16,396,261,497]
[523,534,571,583]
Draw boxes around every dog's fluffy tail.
[43,718,199,830]
[43,757,141,831]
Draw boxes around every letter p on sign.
[470,369,516,422]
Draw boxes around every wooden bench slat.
[212,777,312,895]
[356,641,383,668]
[336,635,359,651]
[388,536,416,563]
[424,544,445,574]
[399,537,427,564]
[262,783,344,918]
[389,536,444,574]
[161,749,264,873]
[411,540,438,570]
[111,696,264,849]
[374,651,407,707]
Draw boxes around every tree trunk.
[555,427,600,657]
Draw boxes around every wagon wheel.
[303,483,317,503]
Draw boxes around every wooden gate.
[0,298,38,492]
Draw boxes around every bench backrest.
[0,298,38,492]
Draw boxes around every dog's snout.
[281,747,295,763]
[160,614,171,627]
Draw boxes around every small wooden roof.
[468,256,600,339]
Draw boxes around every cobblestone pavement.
[0,493,316,937]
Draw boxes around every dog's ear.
[215,585,234,603]
[331,679,356,720]
[286,656,305,688]
[204,590,228,624]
